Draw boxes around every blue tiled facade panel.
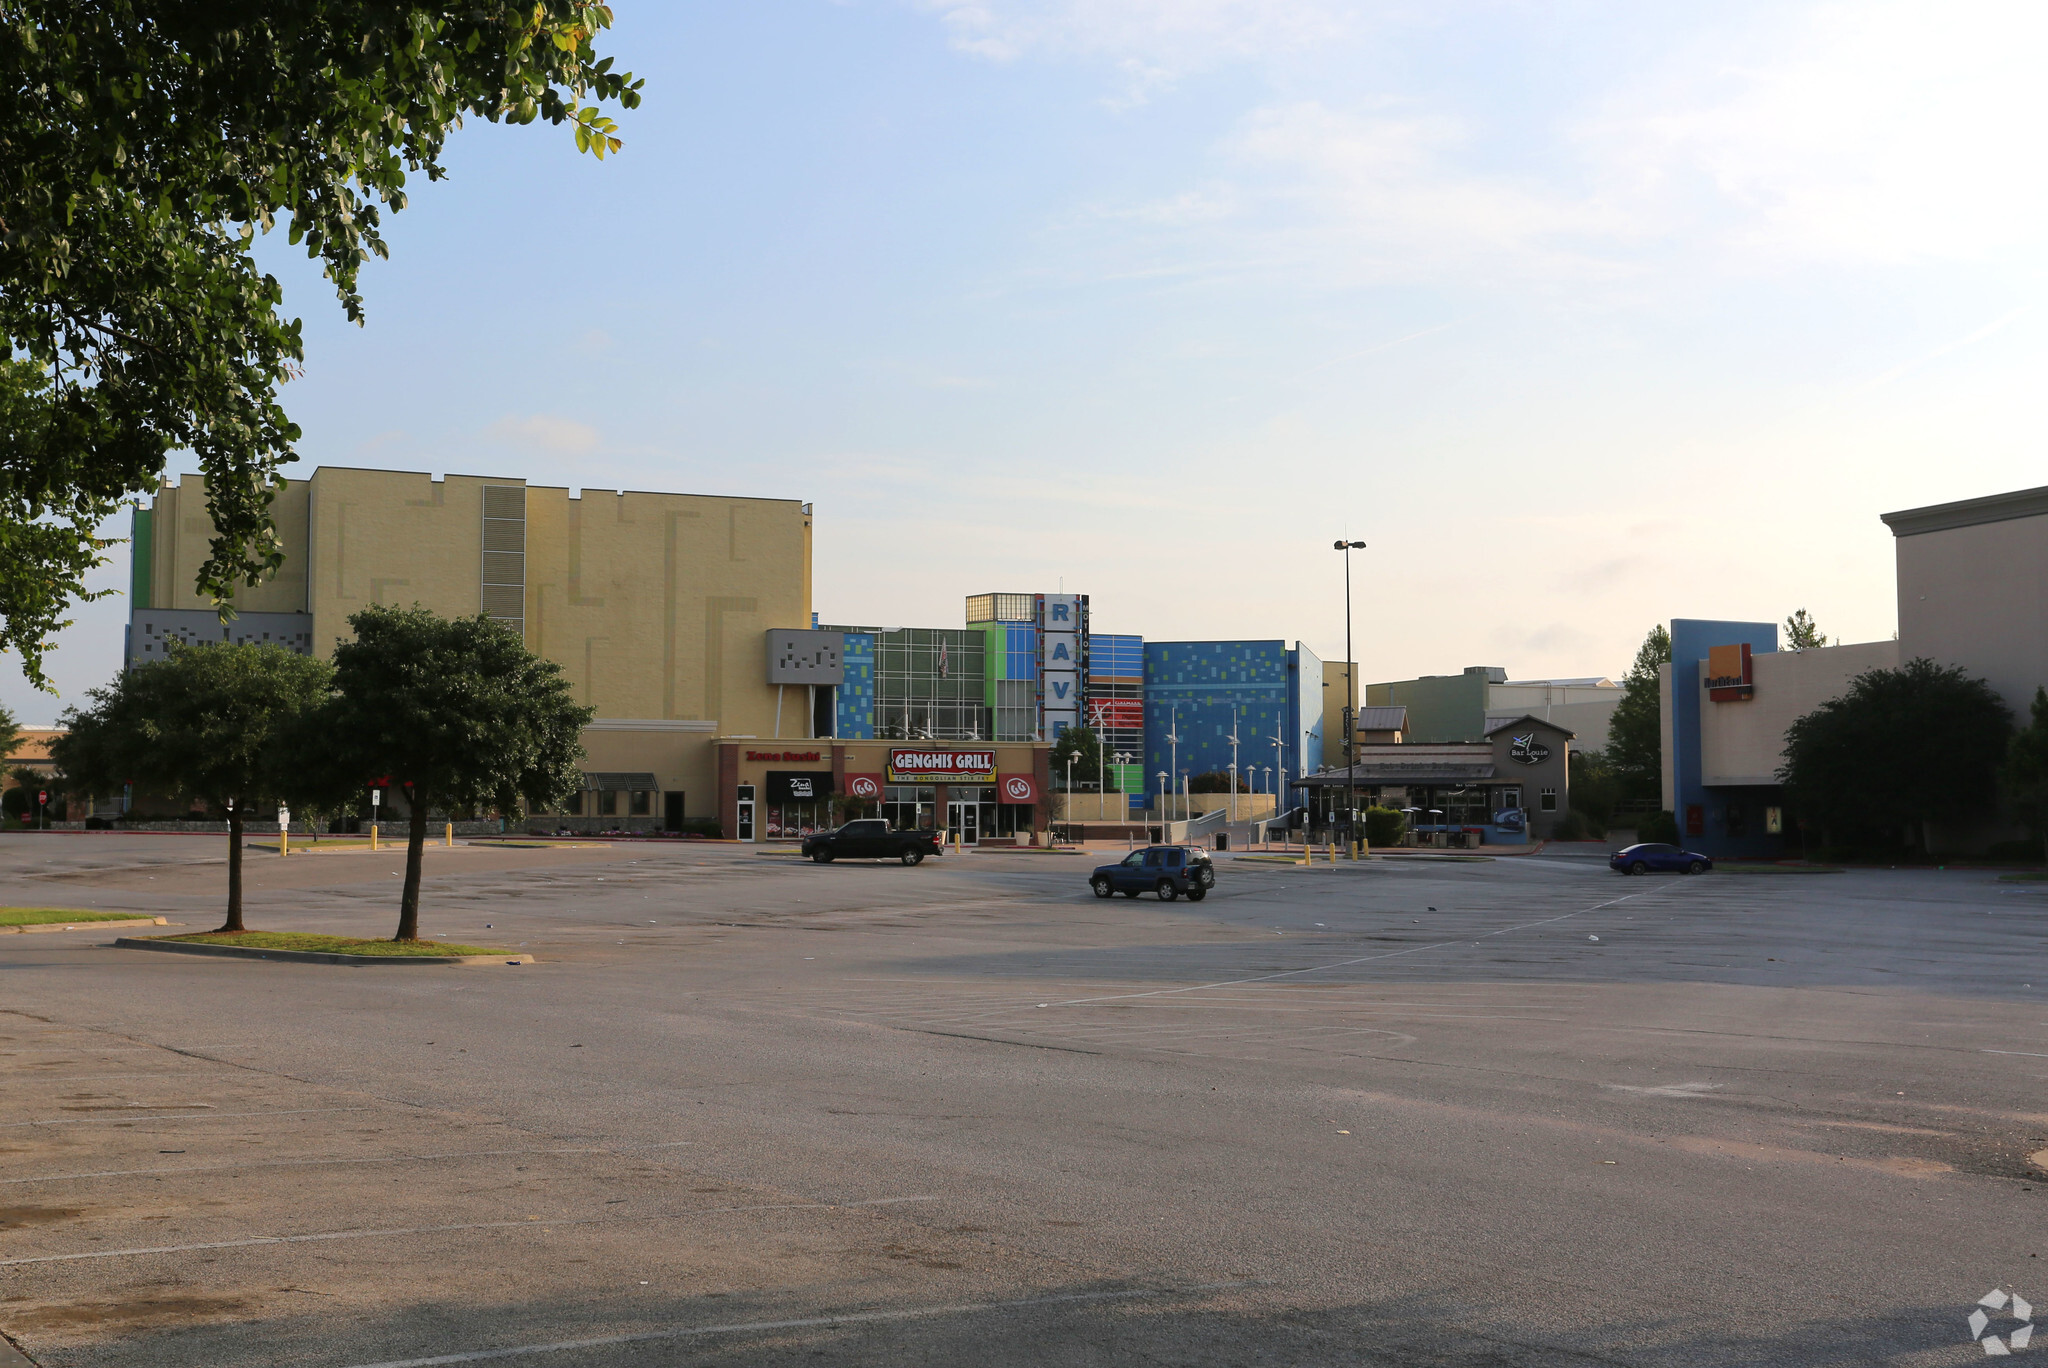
[836,633,876,739]
[1143,641,1295,800]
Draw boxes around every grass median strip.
[0,907,159,926]
[155,931,511,957]
[0,909,163,929]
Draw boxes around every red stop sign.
[37,791,47,804]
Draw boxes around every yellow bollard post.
[280,827,288,858]
[446,821,454,848]
[370,823,379,851]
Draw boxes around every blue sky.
[8,0,2047,723]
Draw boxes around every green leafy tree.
[0,3,641,682]
[1778,658,2010,853]
[50,643,334,929]
[2,762,63,826]
[0,700,20,766]
[2001,686,2048,865]
[1567,747,1618,832]
[1784,609,1828,651]
[313,606,590,941]
[1050,725,1107,790]
[1606,624,1671,804]
[1363,805,1407,848]
[0,361,131,686]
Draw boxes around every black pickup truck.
[802,819,942,865]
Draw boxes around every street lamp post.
[1333,537,1366,855]
[1271,734,1286,837]
[1165,707,1181,821]
[1226,708,1241,825]
[1089,702,1119,823]
[1064,750,1076,837]
[1156,771,1169,843]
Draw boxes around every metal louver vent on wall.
[481,485,526,634]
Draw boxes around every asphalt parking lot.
[1,834,2044,1366]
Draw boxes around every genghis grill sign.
[887,748,997,783]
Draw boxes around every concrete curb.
[112,937,534,967]
[1,916,168,935]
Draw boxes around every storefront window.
[629,790,651,817]
[883,784,935,832]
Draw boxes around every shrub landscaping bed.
[157,930,509,957]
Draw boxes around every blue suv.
[1090,845,1215,901]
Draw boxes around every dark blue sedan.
[1610,842,1713,876]
[1090,845,1214,901]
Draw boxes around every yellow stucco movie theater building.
[128,467,1051,842]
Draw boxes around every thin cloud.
[916,0,1353,102]
[486,414,600,456]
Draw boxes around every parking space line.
[0,1196,938,1267]
[0,1145,617,1186]
[0,1105,370,1129]
[338,1284,1236,1368]
[1043,887,1677,1007]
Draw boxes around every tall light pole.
[1271,733,1286,822]
[1333,538,1365,852]
[1165,706,1181,820]
[1226,707,1241,825]
[1090,701,1110,821]
[1064,749,1076,834]
[1156,771,1169,842]
[1114,749,1133,824]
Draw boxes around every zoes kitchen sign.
[887,749,997,783]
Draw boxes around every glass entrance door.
[736,785,755,842]
[947,800,978,845]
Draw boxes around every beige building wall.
[146,475,311,615]
[140,467,814,823]
[1322,661,1354,751]
[1889,494,2048,720]
[1486,682,1622,751]
[1695,640,1901,787]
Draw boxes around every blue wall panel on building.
[836,633,876,739]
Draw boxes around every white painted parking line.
[0,1145,612,1186]
[0,1105,370,1128]
[339,1284,1237,1368]
[0,1196,937,1267]
[1044,888,1674,1007]
[1982,1049,2048,1059]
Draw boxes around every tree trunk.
[396,793,427,942]
[219,807,245,934]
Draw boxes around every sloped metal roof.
[1294,742,1496,786]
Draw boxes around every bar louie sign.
[1704,644,1755,702]
[887,748,997,783]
